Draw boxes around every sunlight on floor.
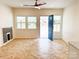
[38,39,50,54]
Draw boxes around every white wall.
[0,3,13,46]
[63,0,79,42]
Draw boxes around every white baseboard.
[0,39,14,47]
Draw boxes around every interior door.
[48,15,54,40]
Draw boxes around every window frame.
[54,15,62,33]
[16,16,37,30]
[27,16,37,29]
[16,16,26,29]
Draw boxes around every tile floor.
[69,43,79,59]
[0,39,68,59]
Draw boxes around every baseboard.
[0,39,14,47]
[54,38,62,40]
[60,39,69,46]
[69,42,79,50]
[15,38,38,39]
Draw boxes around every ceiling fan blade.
[38,3,47,6]
[24,0,46,7]
[35,0,38,2]
[24,5,34,6]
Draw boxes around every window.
[54,16,61,32]
[16,16,26,29]
[16,16,37,29]
[27,16,37,29]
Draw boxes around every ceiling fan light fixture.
[35,6,40,9]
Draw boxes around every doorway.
[40,16,49,39]
[40,15,62,40]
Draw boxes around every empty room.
[0,0,79,59]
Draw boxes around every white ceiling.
[0,0,75,8]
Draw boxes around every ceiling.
[0,0,75,8]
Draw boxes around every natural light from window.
[16,16,37,29]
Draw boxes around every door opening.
[40,16,49,39]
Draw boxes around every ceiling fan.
[24,0,47,9]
